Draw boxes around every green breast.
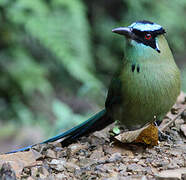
[115,61,180,128]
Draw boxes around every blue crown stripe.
[129,22,162,32]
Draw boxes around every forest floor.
[0,92,186,180]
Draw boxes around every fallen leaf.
[135,123,158,146]
[114,126,147,143]
[115,123,158,146]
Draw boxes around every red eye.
[145,34,152,40]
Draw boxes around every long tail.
[7,109,113,154]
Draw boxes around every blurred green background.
[0,0,186,152]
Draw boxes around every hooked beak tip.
[112,27,132,38]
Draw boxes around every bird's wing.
[105,75,123,110]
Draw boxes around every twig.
[160,107,186,132]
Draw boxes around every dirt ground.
[0,92,186,180]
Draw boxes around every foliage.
[0,0,103,134]
[0,0,185,141]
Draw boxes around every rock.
[181,111,186,121]
[107,153,122,163]
[171,106,179,115]
[45,149,57,159]
[126,163,145,173]
[118,163,127,172]
[27,177,35,180]
[151,159,169,168]
[95,164,108,173]
[180,124,186,137]
[141,176,148,180]
[167,162,179,169]
[56,148,68,158]
[175,119,185,131]
[95,163,114,173]
[31,167,38,177]
[169,149,182,157]
[0,163,17,180]
[78,158,95,168]
[55,173,68,179]
[38,166,49,177]
[92,129,110,142]
[67,143,88,156]
[30,149,43,160]
[0,151,38,177]
[89,147,104,159]
[64,162,80,173]
[49,159,66,171]
[181,173,186,180]
[169,129,183,143]
[155,168,186,180]
[137,159,147,167]
[21,167,30,178]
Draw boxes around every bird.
[8,20,180,154]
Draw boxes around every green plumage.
[106,35,180,129]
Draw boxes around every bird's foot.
[158,130,173,142]
[153,121,173,142]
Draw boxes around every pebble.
[55,173,68,179]
[67,143,88,156]
[31,167,38,177]
[0,163,17,180]
[155,168,186,180]
[180,124,186,137]
[126,163,145,172]
[64,162,80,173]
[49,159,66,171]
[181,111,186,121]
[167,162,179,170]
[118,163,127,172]
[45,149,57,159]
[107,153,122,163]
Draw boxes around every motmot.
[9,20,180,153]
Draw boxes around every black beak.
[112,27,133,38]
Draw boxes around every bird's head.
[112,20,166,53]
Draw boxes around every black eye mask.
[132,28,165,53]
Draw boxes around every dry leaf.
[114,126,147,143]
[115,123,158,146]
[134,123,158,146]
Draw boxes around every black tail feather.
[7,109,113,153]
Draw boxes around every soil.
[0,92,186,180]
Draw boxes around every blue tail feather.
[6,145,33,154]
[6,109,111,154]
[43,109,106,143]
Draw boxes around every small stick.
[160,107,186,132]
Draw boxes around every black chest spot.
[131,64,135,72]
[131,64,140,73]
